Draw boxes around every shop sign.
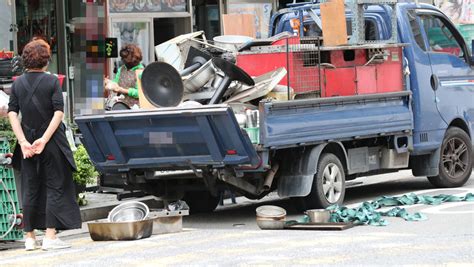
[109,0,187,13]
[105,38,118,58]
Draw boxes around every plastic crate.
[0,138,23,241]
[244,127,260,144]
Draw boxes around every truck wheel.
[303,153,346,209]
[428,127,473,188]
[183,191,220,214]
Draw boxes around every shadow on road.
[184,175,436,230]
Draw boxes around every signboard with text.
[105,38,118,58]
[109,0,187,13]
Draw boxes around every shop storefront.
[14,0,62,74]
[193,0,279,40]
[106,0,192,77]
[0,1,15,52]
[2,0,107,119]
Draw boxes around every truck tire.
[428,127,473,188]
[303,153,346,209]
[183,191,220,214]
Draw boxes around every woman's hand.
[112,85,126,94]
[32,137,47,155]
[19,140,35,159]
[105,79,120,92]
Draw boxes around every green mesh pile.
[326,193,474,226]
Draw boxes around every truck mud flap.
[75,105,259,172]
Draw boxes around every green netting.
[326,193,474,226]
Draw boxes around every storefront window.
[15,0,58,73]
[110,20,151,69]
[193,0,221,40]
[0,1,14,51]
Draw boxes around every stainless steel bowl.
[305,209,331,223]
[183,61,215,93]
[256,205,287,218]
[108,201,150,223]
[256,216,285,230]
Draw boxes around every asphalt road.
[1,170,473,266]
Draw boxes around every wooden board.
[284,222,354,231]
[320,0,348,46]
[222,14,256,38]
[137,69,158,110]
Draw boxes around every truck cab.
[399,4,474,183]
[271,2,473,185]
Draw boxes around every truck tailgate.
[261,92,413,148]
[75,105,259,173]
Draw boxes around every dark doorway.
[193,0,221,40]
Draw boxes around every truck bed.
[76,92,412,173]
[260,91,413,148]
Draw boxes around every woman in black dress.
[8,39,81,251]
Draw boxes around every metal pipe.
[179,56,207,76]
[317,36,322,94]
[262,163,279,192]
[179,62,201,76]
[286,38,291,101]
[209,76,231,105]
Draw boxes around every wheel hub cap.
[442,137,469,178]
[322,163,342,203]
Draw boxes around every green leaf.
[73,145,99,186]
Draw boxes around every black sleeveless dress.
[8,72,81,231]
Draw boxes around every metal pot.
[255,205,286,219]
[107,201,150,223]
[213,35,253,52]
[183,61,215,93]
[305,209,331,223]
[256,216,285,230]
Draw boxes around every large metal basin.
[87,218,154,241]
[88,209,190,241]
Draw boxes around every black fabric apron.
[12,74,81,231]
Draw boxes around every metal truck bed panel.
[261,92,413,148]
[76,106,259,173]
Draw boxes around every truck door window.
[407,10,426,51]
[419,15,464,59]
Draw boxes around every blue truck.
[76,2,473,212]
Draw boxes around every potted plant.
[73,145,98,205]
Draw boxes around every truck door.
[402,9,444,152]
[417,11,474,137]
